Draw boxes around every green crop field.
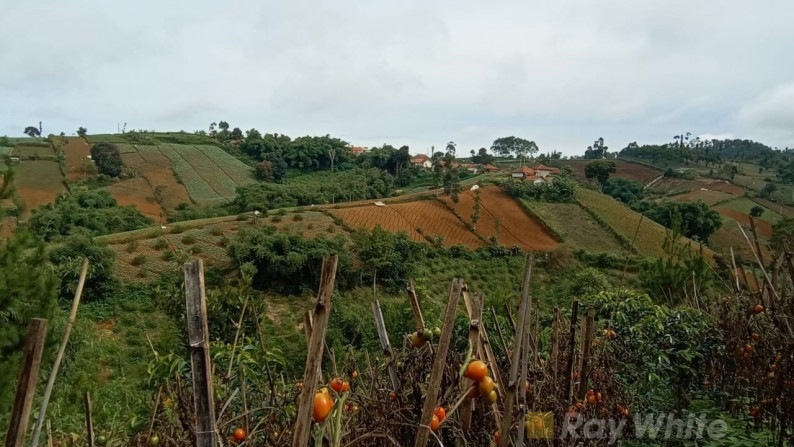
[522,201,626,254]
[84,134,128,143]
[576,188,710,258]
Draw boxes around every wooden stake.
[372,300,400,392]
[5,318,48,447]
[503,302,517,332]
[551,306,560,384]
[498,254,534,447]
[45,421,52,447]
[578,308,596,399]
[31,259,89,447]
[459,291,483,430]
[85,393,94,447]
[292,256,339,447]
[490,306,511,370]
[730,247,741,292]
[406,280,427,334]
[564,301,580,405]
[303,311,313,345]
[184,259,217,447]
[413,278,463,447]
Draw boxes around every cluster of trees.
[231,167,394,212]
[501,176,577,203]
[227,226,421,294]
[602,178,645,205]
[239,130,352,177]
[490,136,538,163]
[90,143,123,177]
[619,139,782,167]
[583,137,610,159]
[635,200,723,243]
[583,159,616,189]
[29,189,152,241]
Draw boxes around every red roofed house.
[350,146,368,156]
[483,164,500,173]
[535,164,561,178]
[410,154,432,168]
[511,166,536,179]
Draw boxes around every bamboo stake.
[491,306,511,368]
[372,300,400,392]
[459,291,483,431]
[406,280,427,335]
[730,247,741,292]
[564,301,580,405]
[46,421,53,447]
[551,306,560,384]
[498,254,534,447]
[31,259,89,447]
[292,256,339,447]
[578,309,596,399]
[5,318,48,447]
[413,278,463,447]
[85,393,94,447]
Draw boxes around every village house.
[350,146,368,156]
[535,164,561,178]
[511,166,535,179]
[483,164,500,173]
[410,154,433,169]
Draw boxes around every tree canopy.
[602,178,644,205]
[639,201,723,243]
[90,143,123,177]
[584,159,616,188]
[490,136,538,160]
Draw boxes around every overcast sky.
[2,0,793,156]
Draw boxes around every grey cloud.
[1,0,792,152]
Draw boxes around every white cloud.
[737,82,794,146]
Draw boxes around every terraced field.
[57,137,93,180]
[522,201,625,254]
[576,188,710,258]
[15,160,66,213]
[439,186,559,250]
[565,159,661,185]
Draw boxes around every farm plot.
[15,160,66,213]
[111,211,339,281]
[170,145,239,196]
[130,145,191,210]
[11,143,55,160]
[565,159,661,184]
[85,134,127,144]
[672,189,735,206]
[576,188,710,258]
[439,186,559,251]
[522,201,625,254]
[717,197,783,224]
[106,177,164,221]
[157,144,223,205]
[58,137,92,180]
[193,145,254,186]
[330,199,483,248]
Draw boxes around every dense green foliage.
[90,143,123,177]
[584,159,616,187]
[602,178,645,205]
[239,131,352,173]
[501,176,576,203]
[29,189,153,240]
[583,137,609,159]
[636,200,723,243]
[0,232,59,409]
[584,290,718,409]
[229,168,394,212]
[620,139,780,166]
[49,231,118,302]
[227,226,423,295]
[490,136,538,159]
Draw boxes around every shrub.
[89,143,122,177]
[162,251,175,261]
[293,214,304,222]
[327,225,336,233]
[181,235,197,245]
[190,246,203,254]
[130,255,147,266]
[170,225,184,234]
[277,209,287,216]
[270,215,282,223]
[125,240,139,253]
[236,213,249,221]
[152,239,169,250]
[210,227,223,236]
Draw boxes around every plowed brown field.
[107,177,164,221]
[59,137,92,181]
[565,159,660,184]
[125,146,190,210]
[440,186,558,250]
[330,199,483,248]
[713,207,773,238]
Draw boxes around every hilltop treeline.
[619,139,788,167]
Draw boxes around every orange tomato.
[746,344,753,353]
[430,415,440,431]
[752,333,760,341]
[312,392,334,422]
[233,428,246,442]
[330,378,344,393]
[576,402,583,410]
[351,371,358,379]
[485,390,498,404]
[754,304,764,314]
[478,376,495,395]
[494,431,500,443]
[433,407,446,422]
[464,360,488,382]
[596,392,602,402]
[389,392,397,400]
[341,381,350,392]
[587,395,597,405]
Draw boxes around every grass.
[718,197,783,223]
[576,188,711,258]
[521,201,626,254]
